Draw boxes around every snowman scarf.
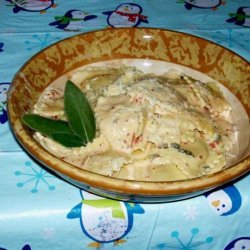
[114,11,147,22]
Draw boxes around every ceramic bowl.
[7,28,250,202]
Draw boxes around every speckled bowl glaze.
[7,28,250,202]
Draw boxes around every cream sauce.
[32,59,250,181]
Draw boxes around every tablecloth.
[0,1,250,249]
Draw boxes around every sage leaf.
[22,114,73,137]
[51,132,86,148]
[64,80,96,142]
[22,80,96,148]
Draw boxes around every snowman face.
[207,190,232,215]
[0,83,10,103]
[185,0,220,8]
[231,239,250,250]
[117,4,141,14]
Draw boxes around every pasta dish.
[32,65,236,181]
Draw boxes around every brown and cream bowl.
[7,28,250,202]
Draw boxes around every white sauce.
[32,59,250,181]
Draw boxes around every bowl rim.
[7,27,250,196]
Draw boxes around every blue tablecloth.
[0,1,250,249]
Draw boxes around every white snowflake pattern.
[183,205,199,220]
[41,227,55,239]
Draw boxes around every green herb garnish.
[22,80,96,148]
[64,80,96,142]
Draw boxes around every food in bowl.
[22,60,247,182]
[7,28,250,202]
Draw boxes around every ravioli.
[33,66,237,181]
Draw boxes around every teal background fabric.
[0,1,250,249]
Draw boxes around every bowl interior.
[7,28,250,200]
